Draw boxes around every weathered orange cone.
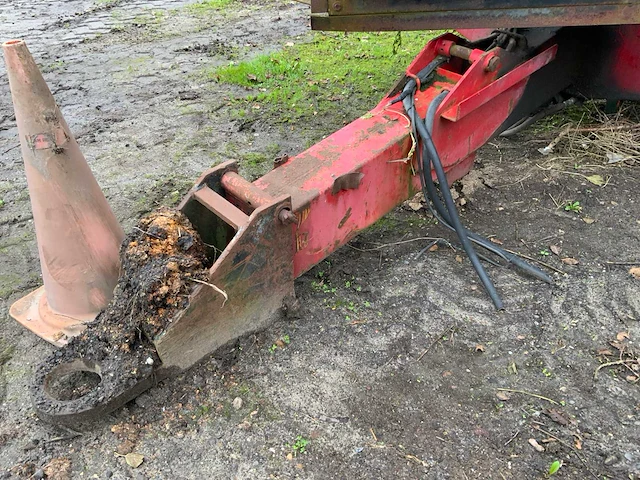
[3,39,124,346]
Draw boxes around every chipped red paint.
[251,32,553,276]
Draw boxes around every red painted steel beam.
[251,33,555,277]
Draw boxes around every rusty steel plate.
[310,0,640,30]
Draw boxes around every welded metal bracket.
[155,161,295,370]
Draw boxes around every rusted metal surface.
[221,171,273,210]
[156,164,295,370]
[311,2,640,31]
[193,185,250,231]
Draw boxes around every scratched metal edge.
[311,6,640,31]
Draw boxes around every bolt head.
[486,56,500,72]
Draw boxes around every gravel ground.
[1,1,639,479]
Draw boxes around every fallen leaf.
[626,375,638,383]
[573,436,582,450]
[606,152,626,163]
[549,460,562,475]
[609,341,625,351]
[528,438,545,452]
[496,391,510,401]
[455,255,463,263]
[544,408,569,426]
[475,344,485,353]
[275,339,286,348]
[286,453,293,461]
[629,267,640,279]
[582,217,596,224]
[405,201,422,211]
[404,193,424,211]
[596,348,613,356]
[428,244,439,252]
[585,174,605,186]
[616,331,630,342]
[541,437,557,444]
[561,257,579,265]
[490,237,504,245]
[550,245,562,256]
[124,453,144,468]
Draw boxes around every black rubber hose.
[500,97,577,137]
[390,56,448,106]
[423,92,554,284]
[403,94,504,309]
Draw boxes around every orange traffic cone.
[3,39,124,346]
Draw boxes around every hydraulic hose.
[423,92,553,284]
[390,56,448,106]
[402,93,504,309]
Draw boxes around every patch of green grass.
[311,279,337,294]
[203,31,441,124]
[238,145,281,178]
[42,60,65,73]
[242,152,268,168]
[0,341,15,366]
[132,10,166,26]
[187,0,233,15]
[532,100,603,133]
[289,435,309,455]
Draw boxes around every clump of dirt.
[40,208,210,402]
[43,457,72,480]
[82,207,208,351]
[121,207,210,340]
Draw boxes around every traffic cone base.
[10,286,87,347]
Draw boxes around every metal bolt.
[485,56,500,73]
[278,208,298,225]
[332,2,342,12]
[273,154,289,169]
